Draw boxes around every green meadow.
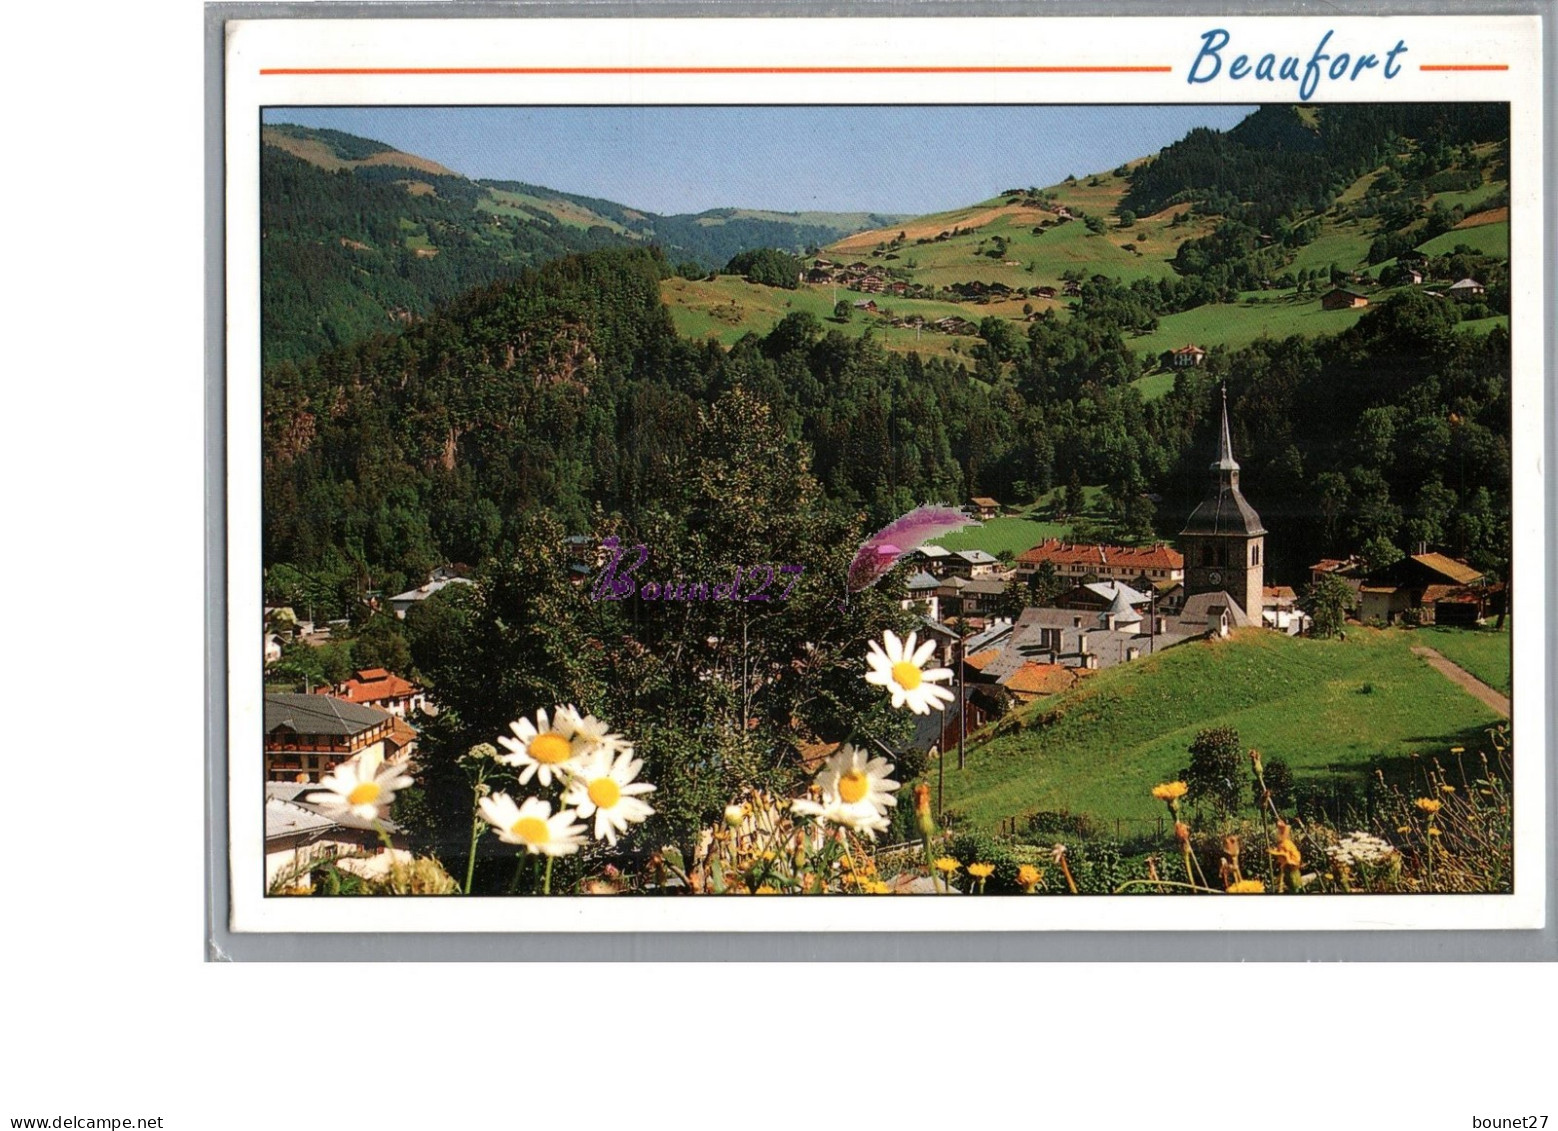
[934,627,1503,833]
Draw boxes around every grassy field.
[1417,220,1510,259]
[661,275,977,361]
[1130,371,1178,402]
[1415,624,1511,695]
[1128,292,1386,356]
[934,515,1073,557]
[935,627,1502,832]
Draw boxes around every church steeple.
[1179,384,1266,620]
[1215,385,1239,473]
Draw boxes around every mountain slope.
[260,124,904,366]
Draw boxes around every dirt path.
[1411,646,1511,717]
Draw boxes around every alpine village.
[261,104,1512,899]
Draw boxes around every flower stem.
[544,855,555,897]
[464,767,486,895]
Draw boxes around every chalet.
[852,299,878,312]
[389,571,475,618]
[1034,286,1058,300]
[1171,344,1207,368]
[1015,539,1184,586]
[969,496,1000,520]
[946,548,1003,580]
[1357,552,1485,625]
[1447,278,1486,301]
[1404,268,1425,285]
[1062,280,1082,297]
[1261,585,1307,635]
[265,693,397,783]
[908,544,955,576]
[1321,288,1370,311]
[901,571,943,622]
[1055,580,1152,617]
[325,668,426,718]
[939,576,1009,618]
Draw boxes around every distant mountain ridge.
[261,124,906,366]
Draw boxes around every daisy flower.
[864,630,955,715]
[497,706,587,786]
[569,709,627,756]
[306,749,414,822]
[478,793,587,856]
[790,744,899,840]
[562,748,657,847]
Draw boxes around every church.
[1178,387,1266,621]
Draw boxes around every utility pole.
[957,629,967,771]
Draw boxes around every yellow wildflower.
[1416,798,1443,814]
[1427,828,1442,837]
[1017,864,1043,892]
[1151,781,1189,802]
[1226,879,1265,894]
[1440,784,1456,794]
[933,857,961,874]
[967,862,995,879]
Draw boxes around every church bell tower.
[1179,387,1265,620]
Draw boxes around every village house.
[1015,540,1184,587]
[1321,287,1370,311]
[264,692,399,782]
[1171,343,1207,368]
[1054,580,1153,616]
[908,544,955,577]
[264,781,411,893]
[1357,552,1485,625]
[944,548,1003,580]
[901,571,943,623]
[969,496,1001,520]
[1261,585,1308,635]
[323,667,427,718]
[388,570,475,618]
[1447,278,1487,301]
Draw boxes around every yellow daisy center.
[529,733,572,764]
[587,777,621,809]
[838,770,870,804]
[511,817,551,844]
[346,781,381,806]
[891,661,923,690]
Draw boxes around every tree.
[1117,210,1136,229]
[833,299,853,323]
[1063,471,1085,518]
[1300,574,1353,639]
[1184,726,1243,816]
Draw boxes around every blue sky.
[263,105,1255,216]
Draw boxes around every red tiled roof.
[328,669,420,705]
[999,662,1075,696]
[1263,585,1297,601]
[1017,539,1183,570]
[964,649,1001,671]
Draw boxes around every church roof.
[1180,387,1266,537]
[1180,483,1267,537]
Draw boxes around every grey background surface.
[206,0,1557,961]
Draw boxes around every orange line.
[260,64,1172,76]
[1419,64,1508,71]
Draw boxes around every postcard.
[217,13,1547,935]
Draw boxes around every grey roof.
[265,781,402,837]
[1181,484,1266,537]
[906,570,942,591]
[914,544,951,558]
[963,621,1015,654]
[1084,580,1150,606]
[1169,591,1255,630]
[954,549,998,565]
[1182,388,1265,537]
[265,693,391,737]
[958,578,1009,596]
[1105,587,1142,624]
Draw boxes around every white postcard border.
[223,14,1547,934]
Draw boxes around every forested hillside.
[260,125,901,366]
